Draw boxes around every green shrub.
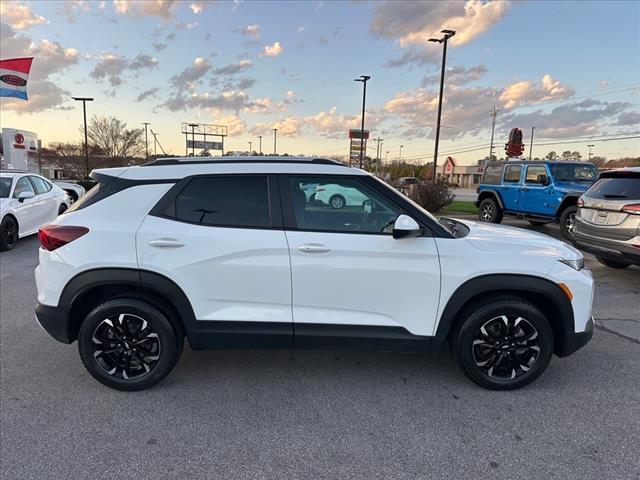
[409,179,454,212]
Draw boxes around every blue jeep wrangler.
[475,161,598,239]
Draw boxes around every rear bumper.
[557,316,594,357]
[35,303,73,344]
[573,232,640,266]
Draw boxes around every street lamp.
[529,126,536,160]
[72,96,93,178]
[428,29,455,183]
[142,122,150,160]
[399,145,404,163]
[588,144,595,160]
[273,128,278,155]
[354,75,371,169]
[258,135,262,155]
[248,141,252,155]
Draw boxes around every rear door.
[29,176,57,225]
[520,165,555,216]
[136,174,292,348]
[281,174,441,343]
[501,164,524,211]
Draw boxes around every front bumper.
[557,316,594,357]
[35,303,74,344]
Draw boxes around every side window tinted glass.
[482,165,503,184]
[503,165,522,183]
[287,176,400,234]
[30,176,50,195]
[171,176,270,228]
[525,166,548,184]
[13,177,35,198]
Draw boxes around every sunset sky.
[1,0,639,164]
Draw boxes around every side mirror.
[17,191,35,203]
[537,174,550,186]
[393,214,423,239]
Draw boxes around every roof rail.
[140,156,348,167]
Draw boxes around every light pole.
[428,29,455,183]
[399,145,404,164]
[142,122,150,160]
[529,126,535,160]
[72,96,93,178]
[273,128,278,155]
[258,135,262,155]
[354,75,371,169]
[588,144,594,160]
[385,150,389,164]
[248,141,252,155]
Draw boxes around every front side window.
[525,166,548,184]
[30,176,51,195]
[287,176,400,234]
[169,176,271,228]
[13,177,35,198]
[503,165,522,183]
[482,165,503,184]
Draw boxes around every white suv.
[34,157,594,391]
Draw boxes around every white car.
[34,156,593,391]
[1,172,69,251]
[53,181,86,204]
[314,183,369,209]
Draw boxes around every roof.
[600,167,640,178]
[94,156,365,181]
[485,160,596,167]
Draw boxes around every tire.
[559,205,578,240]
[451,296,553,390]
[0,216,18,251]
[77,298,179,391]
[66,191,78,204]
[528,220,547,227]
[596,256,631,269]
[329,194,346,209]
[58,203,68,215]
[478,198,503,223]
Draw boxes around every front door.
[281,175,441,343]
[11,176,40,235]
[136,174,292,348]
[520,165,555,216]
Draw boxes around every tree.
[85,115,145,165]
[545,151,557,160]
[561,151,572,161]
[571,151,582,161]
[46,142,102,179]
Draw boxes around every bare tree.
[46,142,106,178]
[85,115,145,165]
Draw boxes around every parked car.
[475,160,598,239]
[314,183,369,208]
[573,167,640,268]
[53,181,86,204]
[1,172,69,251]
[34,156,593,391]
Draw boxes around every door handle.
[297,243,331,254]
[149,238,185,248]
[520,187,529,192]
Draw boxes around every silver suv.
[574,167,640,268]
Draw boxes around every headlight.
[559,258,584,271]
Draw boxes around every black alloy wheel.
[0,216,18,251]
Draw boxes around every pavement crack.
[595,322,640,345]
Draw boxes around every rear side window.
[168,176,270,228]
[482,165,503,184]
[30,176,51,195]
[587,177,640,200]
[525,166,547,184]
[503,165,522,183]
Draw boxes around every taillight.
[577,197,584,207]
[38,225,89,251]
[622,203,640,215]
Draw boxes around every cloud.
[616,110,640,126]
[304,107,378,139]
[260,41,283,57]
[189,2,204,14]
[499,74,575,108]
[0,3,47,30]
[422,65,488,86]
[374,0,510,67]
[169,57,211,89]
[129,53,159,70]
[162,90,254,112]
[251,117,303,137]
[90,52,158,87]
[210,110,246,136]
[136,87,160,102]
[176,21,198,30]
[113,0,179,20]
[212,59,252,76]
[296,25,305,33]
[152,42,167,52]
[57,1,92,22]
[385,49,440,68]
[237,24,260,39]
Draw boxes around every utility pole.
[399,145,404,164]
[273,128,278,155]
[428,29,455,183]
[150,129,166,155]
[248,141,252,155]
[258,135,262,155]
[588,144,594,160]
[354,75,371,169]
[72,96,94,178]
[385,150,389,164]
[374,137,383,162]
[142,122,150,160]
[489,106,498,160]
[529,126,536,160]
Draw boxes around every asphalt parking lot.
[1,223,639,480]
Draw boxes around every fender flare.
[556,194,580,217]
[432,274,575,354]
[477,189,504,209]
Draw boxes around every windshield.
[552,164,598,182]
[0,178,13,198]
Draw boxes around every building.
[437,157,485,187]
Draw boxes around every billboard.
[1,128,39,171]
[186,140,224,150]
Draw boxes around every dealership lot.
[1,222,639,479]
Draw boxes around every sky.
[1,0,639,165]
